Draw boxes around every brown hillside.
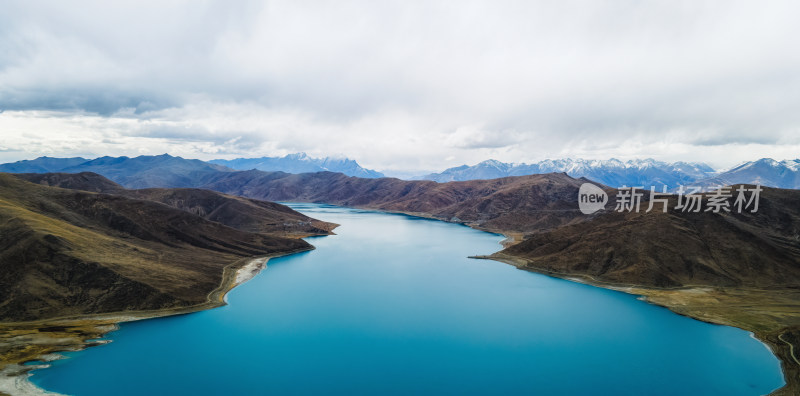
[202,170,594,234]
[0,173,311,322]
[12,172,337,237]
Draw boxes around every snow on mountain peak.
[782,159,800,171]
[284,152,310,161]
[421,157,724,187]
[210,153,384,178]
[480,159,505,168]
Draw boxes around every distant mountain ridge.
[0,156,88,173]
[422,158,716,189]
[697,158,800,190]
[0,154,234,188]
[209,153,384,178]
[2,155,799,190]
[199,170,594,234]
[422,157,800,190]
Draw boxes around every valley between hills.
[198,169,800,395]
[0,167,799,395]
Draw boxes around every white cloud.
[1,1,799,172]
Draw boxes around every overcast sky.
[1,1,799,174]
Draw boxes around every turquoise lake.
[32,204,784,395]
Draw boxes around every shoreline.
[2,204,795,394]
[282,203,799,394]
[471,253,799,395]
[284,202,797,394]
[0,247,312,396]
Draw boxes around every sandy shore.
[234,258,269,286]
[0,248,311,396]
[0,363,65,396]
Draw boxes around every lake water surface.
[32,204,784,395]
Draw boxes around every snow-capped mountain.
[210,153,385,178]
[422,158,716,189]
[694,158,800,190]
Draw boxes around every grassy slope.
[0,173,311,322]
[13,172,338,237]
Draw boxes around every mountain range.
[2,155,799,191]
[209,153,384,178]
[200,170,592,235]
[421,157,800,190]
[0,154,233,189]
[421,158,714,186]
[694,158,800,190]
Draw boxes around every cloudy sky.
[1,1,799,174]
